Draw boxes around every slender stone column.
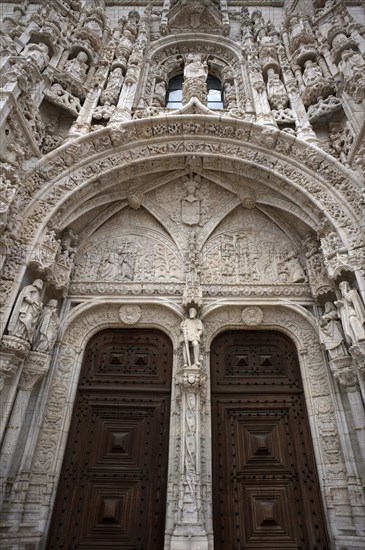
[330,356,365,462]
[170,364,208,550]
[0,351,49,506]
[0,336,30,443]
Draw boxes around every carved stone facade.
[0,0,364,549]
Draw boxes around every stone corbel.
[0,335,31,391]
[349,342,365,374]
[329,355,358,389]
[18,350,50,391]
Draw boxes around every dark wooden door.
[211,330,330,550]
[47,329,172,550]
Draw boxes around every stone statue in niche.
[302,59,323,86]
[153,79,167,107]
[184,54,208,80]
[32,299,60,353]
[182,53,208,105]
[319,302,349,359]
[22,43,49,71]
[278,250,306,283]
[65,51,89,80]
[335,282,365,346]
[223,81,236,110]
[339,49,365,103]
[100,67,124,106]
[7,280,44,342]
[181,175,201,225]
[266,68,288,110]
[84,17,103,39]
[0,173,17,235]
[180,308,203,367]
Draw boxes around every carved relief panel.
[73,207,183,283]
[201,208,305,285]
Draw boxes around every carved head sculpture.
[189,307,197,318]
[33,279,44,291]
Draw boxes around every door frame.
[209,328,330,548]
[30,300,356,549]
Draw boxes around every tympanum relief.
[72,183,307,293]
[201,207,306,285]
[73,207,184,284]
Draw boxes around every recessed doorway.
[47,329,172,549]
[211,330,330,550]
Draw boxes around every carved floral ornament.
[18,118,362,250]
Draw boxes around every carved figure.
[32,299,60,353]
[182,53,208,105]
[223,82,236,109]
[180,307,203,367]
[335,282,365,346]
[339,49,365,80]
[302,60,323,86]
[98,243,136,281]
[278,250,306,283]
[181,176,201,225]
[100,67,124,106]
[0,175,17,233]
[22,43,49,71]
[319,302,349,359]
[65,51,88,80]
[266,68,288,110]
[183,54,208,81]
[7,280,43,341]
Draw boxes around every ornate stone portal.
[0,0,364,549]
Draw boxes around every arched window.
[207,75,223,109]
[166,75,183,109]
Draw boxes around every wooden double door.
[48,328,330,549]
[211,330,330,550]
[47,329,172,549]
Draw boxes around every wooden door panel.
[47,329,172,550]
[211,331,330,550]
